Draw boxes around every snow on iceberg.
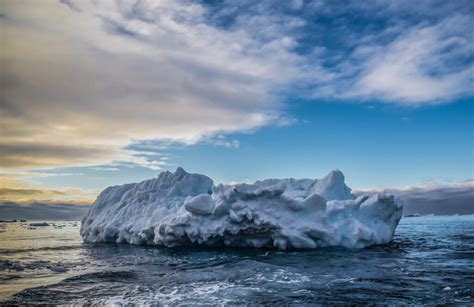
[81,167,403,249]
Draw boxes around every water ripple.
[1,215,473,304]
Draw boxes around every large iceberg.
[81,168,403,249]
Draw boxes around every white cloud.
[207,135,240,148]
[1,0,472,171]
[343,16,473,104]
[1,0,304,168]
[91,167,120,171]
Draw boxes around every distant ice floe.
[29,222,50,227]
[81,168,403,249]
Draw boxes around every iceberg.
[81,168,403,249]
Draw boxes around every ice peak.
[314,169,354,201]
[323,169,345,183]
[174,167,187,177]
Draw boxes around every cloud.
[1,0,303,169]
[0,186,98,204]
[119,156,168,171]
[0,188,67,196]
[346,16,473,104]
[301,1,473,104]
[206,135,240,148]
[91,167,120,171]
[0,171,98,203]
[0,142,116,168]
[120,140,174,170]
[355,181,474,215]
[0,201,90,221]
[0,0,472,170]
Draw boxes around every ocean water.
[0,215,472,305]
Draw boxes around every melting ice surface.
[81,168,403,249]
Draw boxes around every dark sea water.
[0,215,473,305]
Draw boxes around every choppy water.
[0,215,473,305]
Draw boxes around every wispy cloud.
[0,187,98,204]
[91,167,120,171]
[345,16,473,103]
[0,0,471,171]
[1,0,304,169]
[206,135,240,149]
[0,171,98,203]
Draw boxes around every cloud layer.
[347,15,473,103]
[356,181,474,216]
[2,0,301,168]
[0,201,90,221]
[1,180,472,221]
[1,0,472,170]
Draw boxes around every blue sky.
[32,97,473,192]
[0,0,472,203]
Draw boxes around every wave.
[0,244,82,255]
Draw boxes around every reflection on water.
[0,215,473,304]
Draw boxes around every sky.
[0,0,473,206]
